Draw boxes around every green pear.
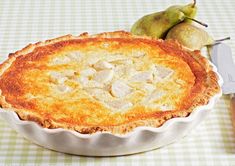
[131,1,197,39]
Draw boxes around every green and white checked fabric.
[0,0,235,165]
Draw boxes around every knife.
[210,43,235,130]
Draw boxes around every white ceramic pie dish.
[0,63,222,156]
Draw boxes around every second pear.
[166,22,214,50]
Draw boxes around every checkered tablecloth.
[0,0,235,165]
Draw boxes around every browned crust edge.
[0,31,221,134]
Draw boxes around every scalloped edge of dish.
[0,62,223,156]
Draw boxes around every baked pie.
[0,31,220,134]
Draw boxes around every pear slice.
[111,80,132,98]
[93,69,114,83]
[93,60,114,70]
[131,71,153,83]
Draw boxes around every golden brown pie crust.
[0,31,220,134]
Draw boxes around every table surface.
[0,0,235,165]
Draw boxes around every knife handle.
[230,95,235,130]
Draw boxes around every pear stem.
[185,17,208,27]
[206,37,231,46]
[215,37,231,43]
[192,0,196,7]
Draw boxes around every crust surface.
[0,31,220,134]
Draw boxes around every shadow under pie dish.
[0,31,222,156]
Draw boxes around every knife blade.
[210,43,235,130]
[211,43,235,94]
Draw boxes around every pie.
[0,31,220,134]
